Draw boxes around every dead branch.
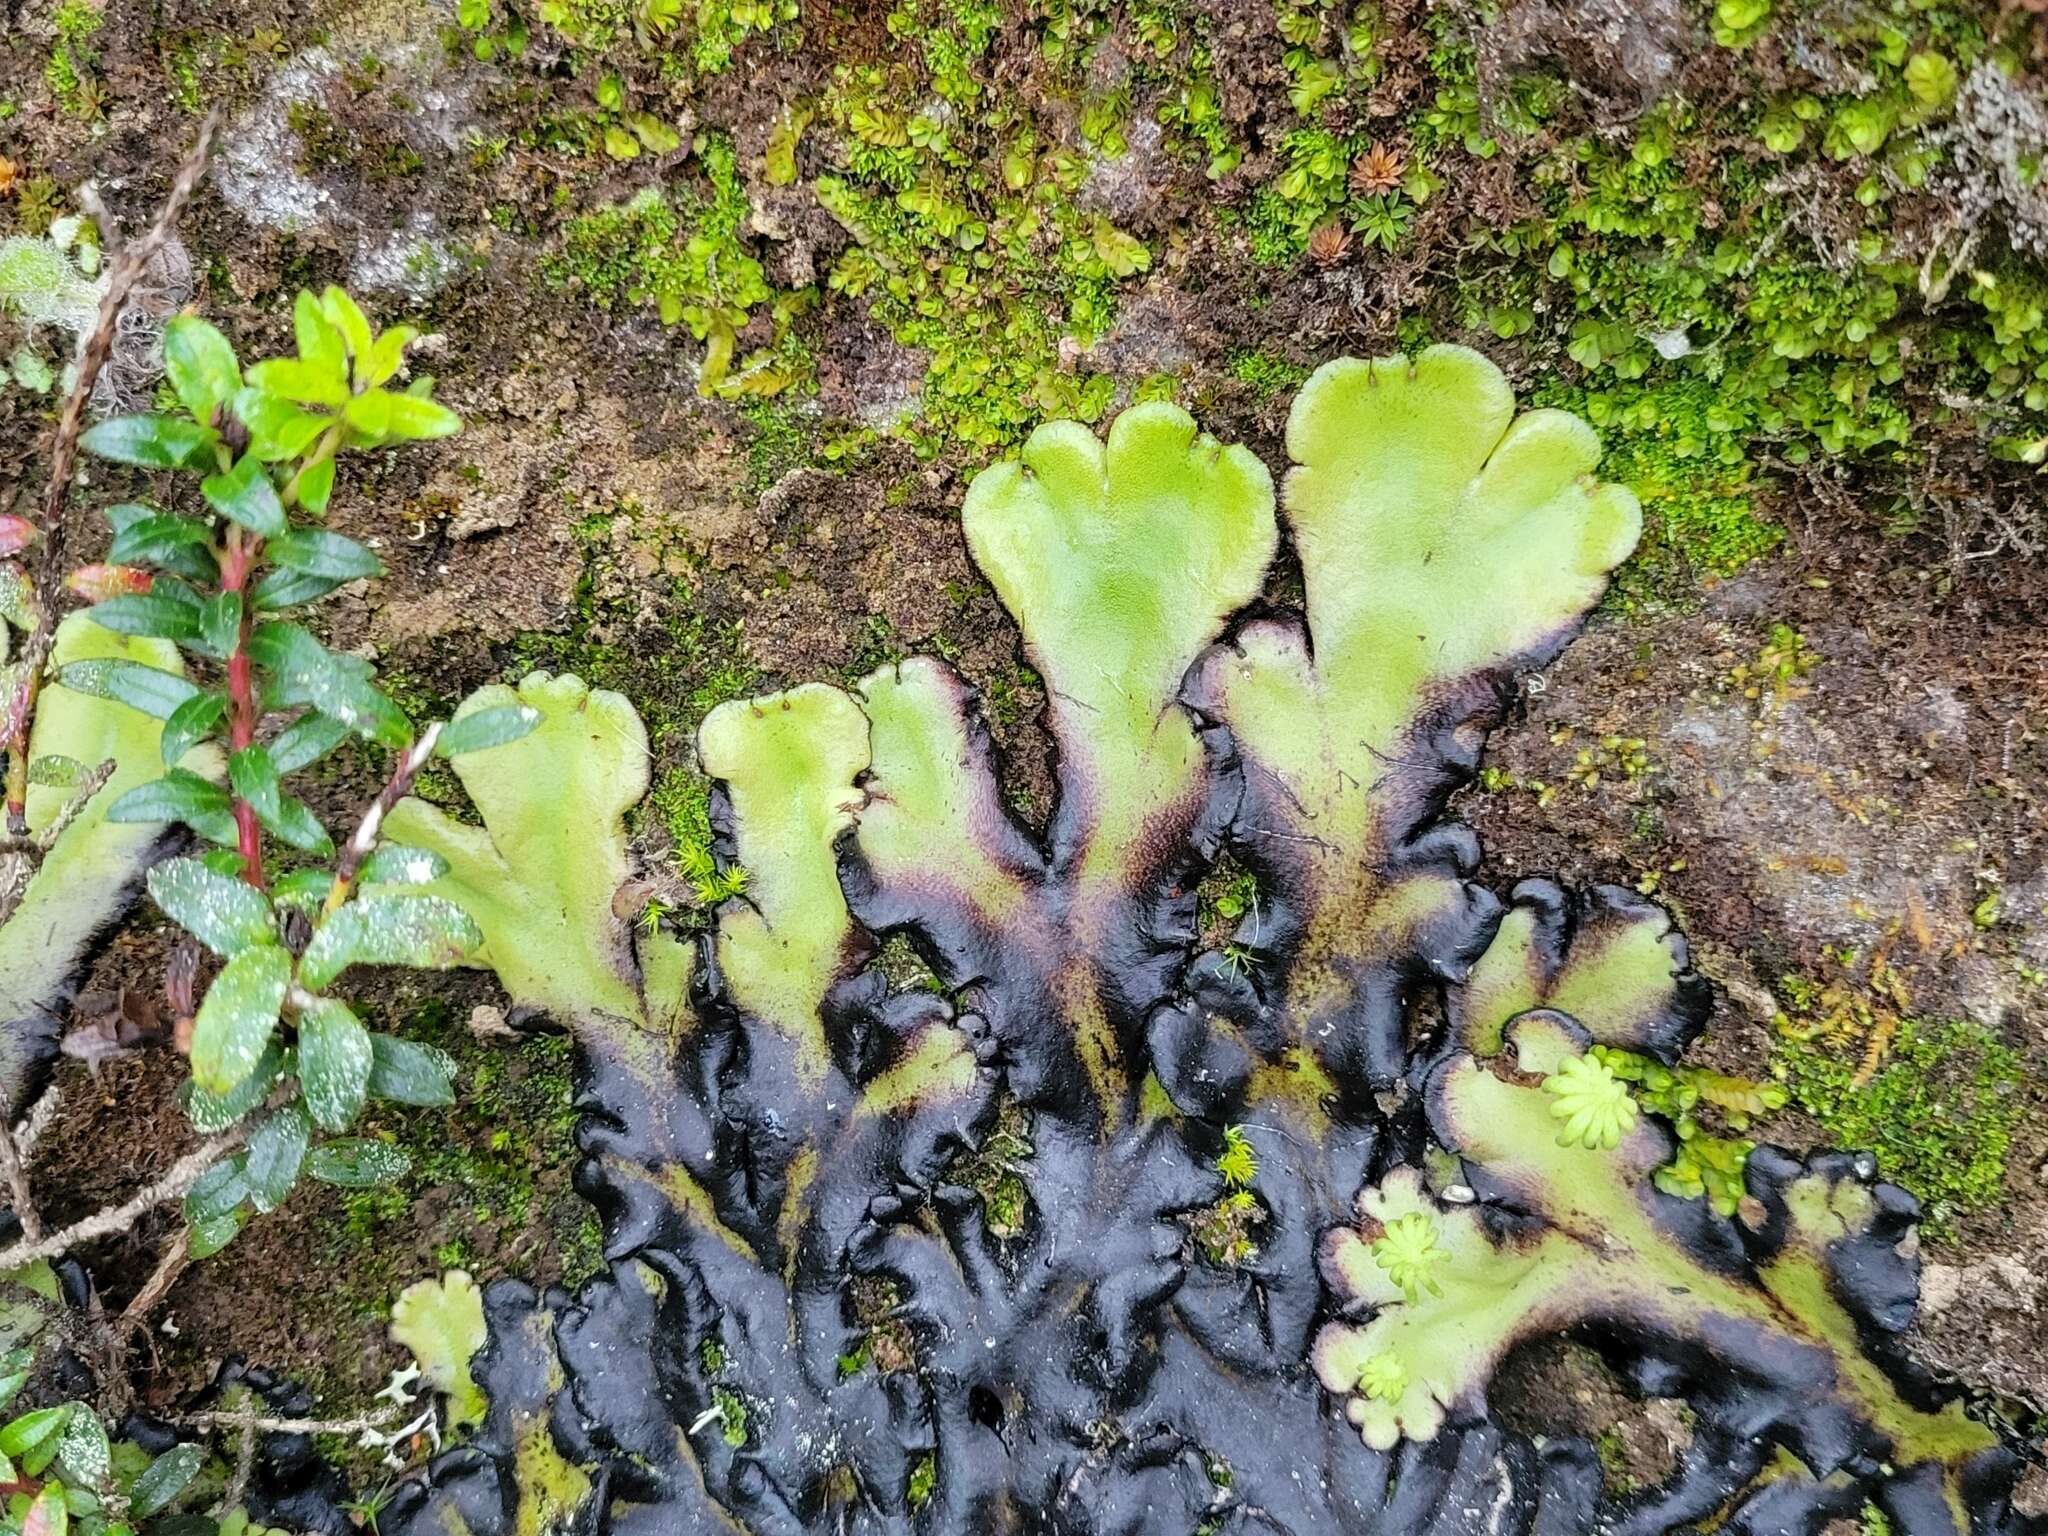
[0,1114,254,1271]
[2,110,218,842]
[119,1230,193,1337]
[175,1405,402,1438]
[0,1118,41,1242]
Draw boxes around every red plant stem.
[214,425,341,892]
[220,528,264,890]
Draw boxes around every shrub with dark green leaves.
[54,290,538,1252]
[0,1261,209,1535]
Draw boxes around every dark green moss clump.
[323,1002,601,1326]
[507,518,760,891]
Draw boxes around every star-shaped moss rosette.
[349,351,2032,1536]
[1315,1010,2011,1531]
[1541,1051,1639,1148]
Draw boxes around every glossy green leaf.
[294,289,346,380]
[0,1361,28,1414]
[190,943,289,1096]
[321,286,373,363]
[435,703,541,758]
[197,591,243,661]
[228,743,332,854]
[247,623,409,745]
[145,857,274,957]
[271,868,337,910]
[55,1402,108,1489]
[344,389,461,443]
[299,997,373,1132]
[243,357,350,410]
[196,848,247,877]
[0,561,36,632]
[231,387,332,463]
[181,1043,284,1133]
[384,390,463,440]
[357,844,450,886]
[266,711,351,773]
[163,315,241,422]
[105,769,236,844]
[79,414,211,469]
[0,1406,68,1459]
[85,594,201,644]
[106,513,218,584]
[158,692,227,765]
[265,795,331,854]
[306,1138,412,1188]
[295,455,337,515]
[365,1035,457,1107]
[130,1443,205,1519]
[298,895,481,991]
[267,528,383,582]
[252,566,348,610]
[188,1207,244,1259]
[226,744,280,815]
[361,326,415,388]
[243,1101,311,1213]
[200,453,287,539]
[57,658,202,720]
[183,1158,250,1225]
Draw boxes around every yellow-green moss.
[1773,1018,2025,1240]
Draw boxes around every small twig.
[176,1406,402,1438]
[0,1118,41,1242]
[215,1409,257,1519]
[31,759,114,852]
[119,1231,193,1337]
[185,1398,429,1484]
[34,111,219,601]
[327,722,443,911]
[0,1115,255,1270]
[72,182,123,253]
[15,1087,61,1163]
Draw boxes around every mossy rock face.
[367,351,2031,1536]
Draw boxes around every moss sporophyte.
[287,348,2031,1536]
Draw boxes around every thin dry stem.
[0,1115,253,1270]
[215,1406,257,1519]
[2,111,218,839]
[15,1087,61,1162]
[0,1118,39,1241]
[176,1405,401,1437]
[119,1230,193,1336]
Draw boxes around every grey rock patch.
[351,212,460,303]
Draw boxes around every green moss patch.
[1773,1017,2026,1239]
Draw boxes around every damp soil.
[0,0,2042,1478]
